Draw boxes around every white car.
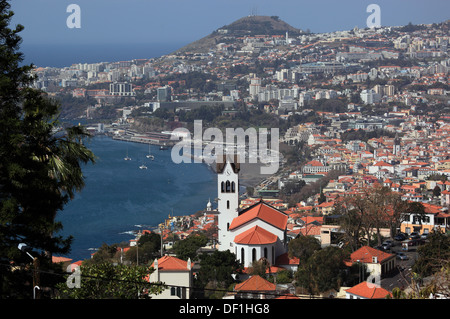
[396,252,408,260]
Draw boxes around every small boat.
[146,144,154,160]
[159,145,168,150]
[139,164,147,170]
[124,147,131,160]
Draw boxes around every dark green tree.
[295,246,350,295]
[125,232,162,264]
[288,235,321,264]
[84,243,120,266]
[55,262,163,299]
[413,231,450,277]
[195,250,241,298]
[172,232,208,261]
[0,0,95,298]
[432,185,441,198]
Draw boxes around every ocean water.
[20,42,186,68]
[56,135,217,261]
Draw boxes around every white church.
[215,155,289,268]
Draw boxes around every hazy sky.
[10,0,450,46]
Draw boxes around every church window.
[241,248,245,265]
[264,247,268,259]
[252,248,257,263]
[226,181,231,192]
[231,182,235,193]
[227,200,230,209]
[221,182,225,193]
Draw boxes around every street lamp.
[18,243,40,299]
[18,243,34,260]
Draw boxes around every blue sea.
[56,135,217,261]
[20,42,186,68]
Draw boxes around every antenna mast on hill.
[251,5,258,16]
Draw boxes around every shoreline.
[111,133,275,189]
[63,134,277,261]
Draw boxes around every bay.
[56,135,217,261]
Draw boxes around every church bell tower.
[216,155,240,252]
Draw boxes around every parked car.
[420,232,429,239]
[383,240,394,247]
[396,252,409,260]
[409,232,420,240]
[380,243,391,251]
[394,233,406,241]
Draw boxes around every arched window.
[221,181,225,193]
[227,200,230,209]
[264,247,268,259]
[225,180,231,192]
[252,248,257,263]
[231,182,235,193]
[241,248,245,265]
[227,222,229,231]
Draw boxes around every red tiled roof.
[305,160,324,167]
[373,161,393,167]
[234,275,276,292]
[151,255,191,272]
[234,226,278,245]
[348,246,394,265]
[229,202,288,231]
[275,293,300,299]
[345,281,392,299]
[52,256,72,263]
[275,252,300,266]
[300,224,322,236]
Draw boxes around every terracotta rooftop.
[347,246,394,265]
[345,281,392,299]
[151,255,192,272]
[234,225,278,245]
[275,252,300,266]
[229,202,288,231]
[234,275,276,292]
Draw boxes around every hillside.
[173,15,303,54]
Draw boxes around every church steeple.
[393,133,401,156]
[216,155,240,252]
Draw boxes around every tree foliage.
[333,184,417,250]
[295,246,350,295]
[0,1,95,298]
[172,232,208,261]
[195,250,241,298]
[288,235,321,264]
[55,262,163,299]
[125,232,162,265]
[413,231,450,277]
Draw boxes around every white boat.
[124,147,131,160]
[139,164,147,170]
[146,144,154,160]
